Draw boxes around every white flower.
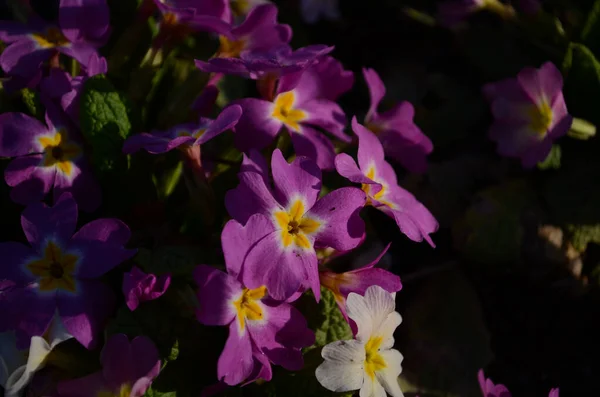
[316,285,404,397]
[0,315,72,397]
[300,0,340,24]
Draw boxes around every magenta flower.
[122,266,171,311]
[195,44,333,81]
[195,238,314,385]
[40,53,107,126]
[362,68,433,173]
[335,118,438,246]
[478,370,559,397]
[0,0,108,81]
[224,149,366,300]
[0,193,136,349]
[483,62,573,168]
[58,334,160,397]
[234,56,354,169]
[0,110,101,211]
[122,105,242,155]
[319,243,402,328]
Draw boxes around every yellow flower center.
[233,286,267,330]
[177,129,206,139]
[38,129,82,177]
[274,199,321,249]
[97,383,132,397]
[364,336,387,380]
[361,167,387,206]
[26,241,78,292]
[32,27,69,49]
[162,12,178,27]
[528,100,553,136]
[366,121,383,134]
[230,0,251,16]
[271,92,307,132]
[218,35,247,58]
[319,271,352,305]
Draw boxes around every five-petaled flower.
[234,56,354,169]
[0,193,136,349]
[483,62,573,168]
[122,266,171,311]
[335,118,438,246]
[0,110,101,211]
[316,285,404,397]
[224,149,366,300]
[57,334,161,397]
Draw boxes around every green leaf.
[537,144,561,170]
[152,161,183,200]
[80,75,132,173]
[296,287,352,350]
[562,43,600,126]
[20,88,44,120]
[580,0,600,56]
[568,224,600,252]
[143,387,177,397]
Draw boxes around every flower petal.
[130,335,161,381]
[301,99,350,142]
[57,371,107,397]
[57,280,115,349]
[360,373,387,397]
[308,187,366,251]
[0,242,36,285]
[0,113,48,157]
[194,265,240,326]
[335,153,373,185]
[53,162,102,213]
[290,124,336,170]
[196,105,242,145]
[225,171,280,224]
[375,349,404,397]
[0,41,52,79]
[233,98,281,152]
[271,149,321,209]
[316,340,365,392]
[71,239,136,279]
[5,155,55,206]
[346,292,372,342]
[353,117,385,171]
[71,219,131,246]
[363,68,385,122]
[218,322,254,386]
[21,193,77,250]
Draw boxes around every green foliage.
[20,88,44,120]
[580,0,600,56]
[563,42,600,125]
[297,287,352,349]
[80,75,132,173]
[568,224,600,252]
[143,388,177,397]
[134,245,207,277]
[537,144,561,170]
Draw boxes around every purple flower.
[234,56,354,169]
[57,334,161,396]
[122,105,242,155]
[319,243,402,328]
[335,118,438,246]
[224,149,366,300]
[40,53,107,126]
[478,370,559,397]
[0,110,101,211]
[195,44,333,81]
[122,266,171,311]
[363,68,433,173]
[0,1,108,81]
[0,193,136,349]
[195,250,314,385]
[483,62,573,168]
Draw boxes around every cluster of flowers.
[0,0,568,396]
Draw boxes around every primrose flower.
[316,285,404,397]
[195,44,333,82]
[335,118,438,246]
[478,370,559,397]
[213,4,291,59]
[363,68,433,173]
[234,56,354,169]
[0,315,72,397]
[122,266,171,311]
[122,105,242,154]
[40,53,107,126]
[195,238,314,385]
[57,334,161,397]
[319,243,402,327]
[300,0,340,24]
[224,149,366,300]
[483,62,573,168]
[0,193,136,349]
[0,110,101,211]
[0,0,108,81]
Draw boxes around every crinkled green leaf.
[563,43,600,126]
[568,224,600,252]
[143,388,177,397]
[20,88,44,120]
[537,144,561,170]
[297,287,352,349]
[80,74,132,173]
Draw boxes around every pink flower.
[122,266,171,311]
